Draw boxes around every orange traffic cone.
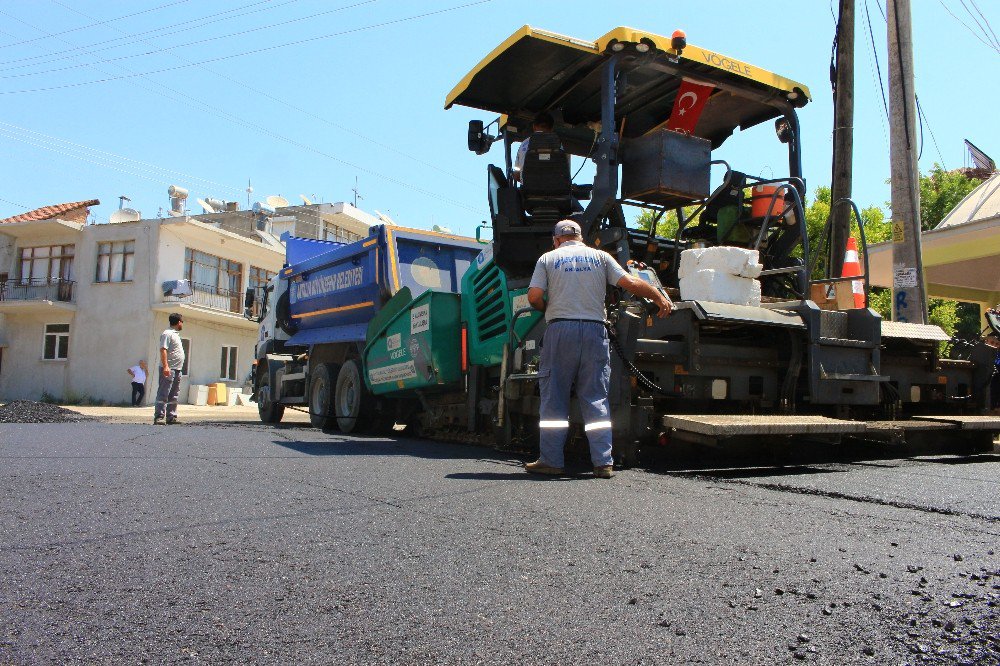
[841,237,866,309]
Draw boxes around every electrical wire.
[44,1,477,187]
[0,121,242,194]
[915,95,946,167]
[967,0,999,49]
[863,0,890,124]
[0,0,193,50]
[0,0,301,71]
[0,0,495,90]
[0,196,28,210]
[0,5,482,214]
[0,0,378,79]
[938,0,1000,54]
[958,0,1000,50]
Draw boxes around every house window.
[220,345,238,381]
[248,266,275,291]
[95,240,135,283]
[323,222,363,244]
[180,338,191,376]
[184,248,243,312]
[20,245,74,284]
[43,323,70,360]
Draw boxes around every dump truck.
[255,26,1000,464]
[245,224,483,430]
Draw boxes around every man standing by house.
[524,220,673,478]
[127,360,148,407]
[154,313,185,425]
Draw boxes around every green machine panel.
[461,247,543,367]
[364,290,463,396]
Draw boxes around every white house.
[0,197,377,405]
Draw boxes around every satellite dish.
[300,194,313,206]
[197,198,217,214]
[110,208,141,224]
[432,224,452,234]
[266,195,289,209]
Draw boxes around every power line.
[1,1,486,214]
[41,0,475,188]
[938,0,1000,54]
[0,0,378,79]
[0,121,243,194]
[864,0,890,123]
[958,0,1000,50]
[0,0,496,95]
[967,0,999,48]
[0,196,28,210]
[0,0,299,71]
[915,95,946,168]
[0,0,193,50]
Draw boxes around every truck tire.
[257,373,284,424]
[308,363,340,430]
[335,359,373,433]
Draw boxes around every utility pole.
[830,0,854,279]
[887,0,927,323]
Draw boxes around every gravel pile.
[0,400,92,424]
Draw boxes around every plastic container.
[750,185,784,218]
[213,383,228,405]
[187,384,208,406]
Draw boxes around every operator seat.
[519,132,574,223]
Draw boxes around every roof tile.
[0,199,100,225]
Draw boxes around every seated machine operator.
[513,111,561,183]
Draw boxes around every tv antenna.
[118,195,131,210]
[246,179,254,209]
[352,176,363,208]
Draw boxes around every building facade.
[0,198,376,404]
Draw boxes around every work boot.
[593,465,615,479]
[166,418,179,425]
[524,460,564,476]
[153,417,164,425]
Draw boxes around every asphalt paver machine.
[422,25,999,462]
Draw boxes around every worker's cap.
[552,220,582,237]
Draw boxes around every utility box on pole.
[887,0,928,324]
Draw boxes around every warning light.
[671,30,687,52]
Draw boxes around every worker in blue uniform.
[525,219,673,478]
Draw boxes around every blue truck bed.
[279,225,483,347]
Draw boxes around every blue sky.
[0,0,997,237]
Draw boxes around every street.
[1,418,997,665]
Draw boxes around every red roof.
[0,199,100,224]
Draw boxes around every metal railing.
[165,281,242,314]
[0,278,75,303]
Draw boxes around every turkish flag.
[665,79,715,135]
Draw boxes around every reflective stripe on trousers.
[537,320,613,468]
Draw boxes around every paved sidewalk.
[65,403,311,424]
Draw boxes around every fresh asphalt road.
[1,421,997,665]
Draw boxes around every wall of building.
[0,309,75,401]
[68,220,158,404]
[0,214,282,405]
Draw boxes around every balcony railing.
[165,281,241,314]
[0,278,75,303]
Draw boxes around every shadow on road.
[265,423,997,480]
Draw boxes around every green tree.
[918,164,980,230]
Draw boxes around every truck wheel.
[309,363,340,430]
[257,374,284,424]
[335,359,373,433]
